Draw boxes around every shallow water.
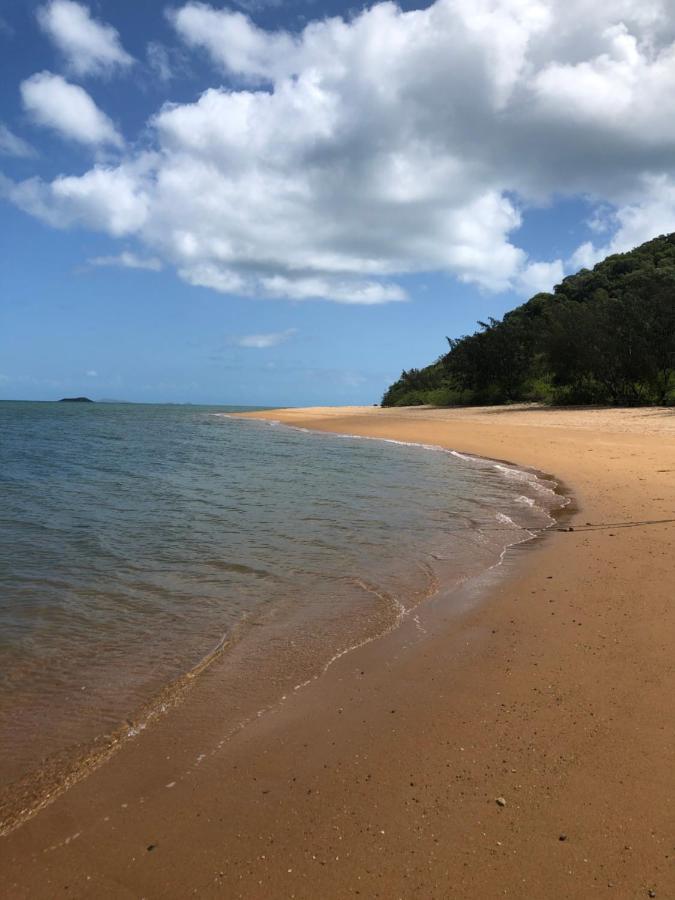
[0,401,562,825]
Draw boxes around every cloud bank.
[7,0,675,302]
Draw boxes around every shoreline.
[0,416,564,838]
[3,404,675,898]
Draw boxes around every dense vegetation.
[382,233,675,407]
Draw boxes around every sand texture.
[2,404,675,899]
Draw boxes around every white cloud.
[259,276,407,304]
[177,264,406,304]
[569,174,675,269]
[7,0,675,302]
[568,241,604,271]
[608,178,675,250]
[0,124,36,158]
[85,369,98,377]
[4,157,151,234]
[237,328,297,348]
[37,0,133,77]
[518,259,565,295]
[169,4,297,81]
[21,72,123,147]
[87,251,163,271]
[179,262,246,295]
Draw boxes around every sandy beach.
[2,404,675,899]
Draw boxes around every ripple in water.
[0,401,564,830]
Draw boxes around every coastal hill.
[383,233,675,407]
[58,397,94,403]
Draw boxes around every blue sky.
[2,0,674,405]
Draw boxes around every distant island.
[383,233,675,407]
[58,397,94,403]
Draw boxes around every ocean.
[0,401,563,830]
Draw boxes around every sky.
[2,0,675,405]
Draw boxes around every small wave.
[493,462,557,497]
[493,463,535,482]
[495,512,519,527]
[211,413,282,427]
[450,449,481,462]
[515,495,536,507]
[0,407,571,837]
[332,432,445,454]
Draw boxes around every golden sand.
[3,404,674,899]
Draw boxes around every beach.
[3,403,675,899]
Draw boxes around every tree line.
[382,233,675,407]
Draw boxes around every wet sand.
[3,404,675,899]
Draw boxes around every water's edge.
[0,420,572,837]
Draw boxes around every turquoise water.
[0,401,561,822]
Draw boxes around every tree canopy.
[382,233,675,407]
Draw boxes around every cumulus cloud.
[568,241,603,271]
[237,328,297,348]
[86,250,163,271]
[169,4,296,80]
[37,0,133,77]
[4,156,151,233]
[518,259,566,296]
[21,72,123,147]
[259,277,407,304]
[0,124,36,158]
[7,0,675,303]
[567,174,675,270]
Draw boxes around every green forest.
[382,233,675,407]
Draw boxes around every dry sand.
[2,404,675,899]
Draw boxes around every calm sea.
[0,401,562,829]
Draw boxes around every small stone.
[647,891,656,898]
[147,844,156,852]
[496,797,507,807]
[559,834,567,842]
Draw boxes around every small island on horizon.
[58,397,94,403]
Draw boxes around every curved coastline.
[0,416,567,837]
[3,404,675,899]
